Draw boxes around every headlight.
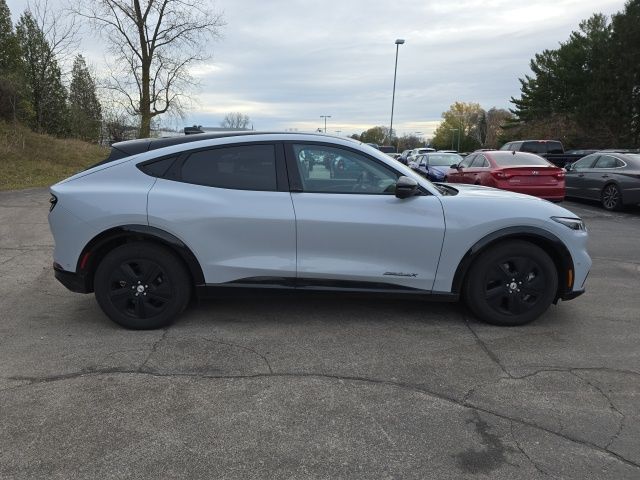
[552,216,586,231]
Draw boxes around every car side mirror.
[450,164,460,170]
[565,163,572,171]
[395,176,418,199]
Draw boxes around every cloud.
[6,0,626,136]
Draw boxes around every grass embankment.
[0,121,108,190]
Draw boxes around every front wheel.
[94,242,191,329]
[464,240,558,326]
[601,183,622,211]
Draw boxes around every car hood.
[439,183,578,216]
[427,166,449,176]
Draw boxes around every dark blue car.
[409,153,463,181]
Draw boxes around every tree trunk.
[139,60,151,138]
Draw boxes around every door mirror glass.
[395,176,418,199]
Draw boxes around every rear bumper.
[498,184,565,201]
[53,263,91,293]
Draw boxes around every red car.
[446,150,565,201]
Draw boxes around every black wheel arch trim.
[451,226,575,299]
[76,225,205,292]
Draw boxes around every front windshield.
[426,154,463,166]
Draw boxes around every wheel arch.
[76,225,205,293]
[451,226,575,301]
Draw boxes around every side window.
[138,156,177,178]
[180,144,277,191]
[573,155,598,171]
[470,155,488,168]
[594,155,618,169]
[293,144,399,194]
[459,155,475,168]
[500,143,510,151]
[547,142,563,154]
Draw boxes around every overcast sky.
[6,0,626,137]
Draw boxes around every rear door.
[147,143,297,284]
[586,155,622,198]
[286,142,445,292]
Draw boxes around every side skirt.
[194,277,459,302]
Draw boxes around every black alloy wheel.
[601,183,622,211]
[465,240,558,326]
[94,242,190,329]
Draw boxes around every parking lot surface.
[1,188,639,479]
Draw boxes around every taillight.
[49,194,58,212]
[555,170,566,179]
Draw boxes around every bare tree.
[75,0,224,138]
[220,112,250,129]
[30,0,79,71]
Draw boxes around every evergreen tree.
[15,11,69,136]
[0,0,23,121]
[610,0,640,146]
[510,2,640,148]
[69,54,102,142]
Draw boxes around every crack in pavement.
[509,420,556,478]
[463,313,514,378]
[138,327,171,372]
[199,337,273,374]
[509,366,640,380]
[570,371,626,450]
[2,368,639,471]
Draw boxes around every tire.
[94,242,191,329]
[464,240,558,326]
[601,183,623,211]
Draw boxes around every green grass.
[0,121,109,190]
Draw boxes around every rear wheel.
[94,242,191,329]
[464,240,558,326]
[601,183,622,211]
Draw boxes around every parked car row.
[408,146,640,211]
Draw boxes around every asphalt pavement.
[1,188,639,479]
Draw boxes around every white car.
[407,147,436,163]
[49,132,591,329]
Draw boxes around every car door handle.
[578,173,584,177]
[602,174,609,178]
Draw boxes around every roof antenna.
[512,150,516,155]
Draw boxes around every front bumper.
[559,288,585,301]
[53,263,91,293]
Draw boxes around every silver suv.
[48,132,591,329]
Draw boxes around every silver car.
[49,132,591,329]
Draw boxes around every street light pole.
[320,115,331,133]
[449,128,458,150]
[389,38,405,146]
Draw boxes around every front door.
[286,143,446,292]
